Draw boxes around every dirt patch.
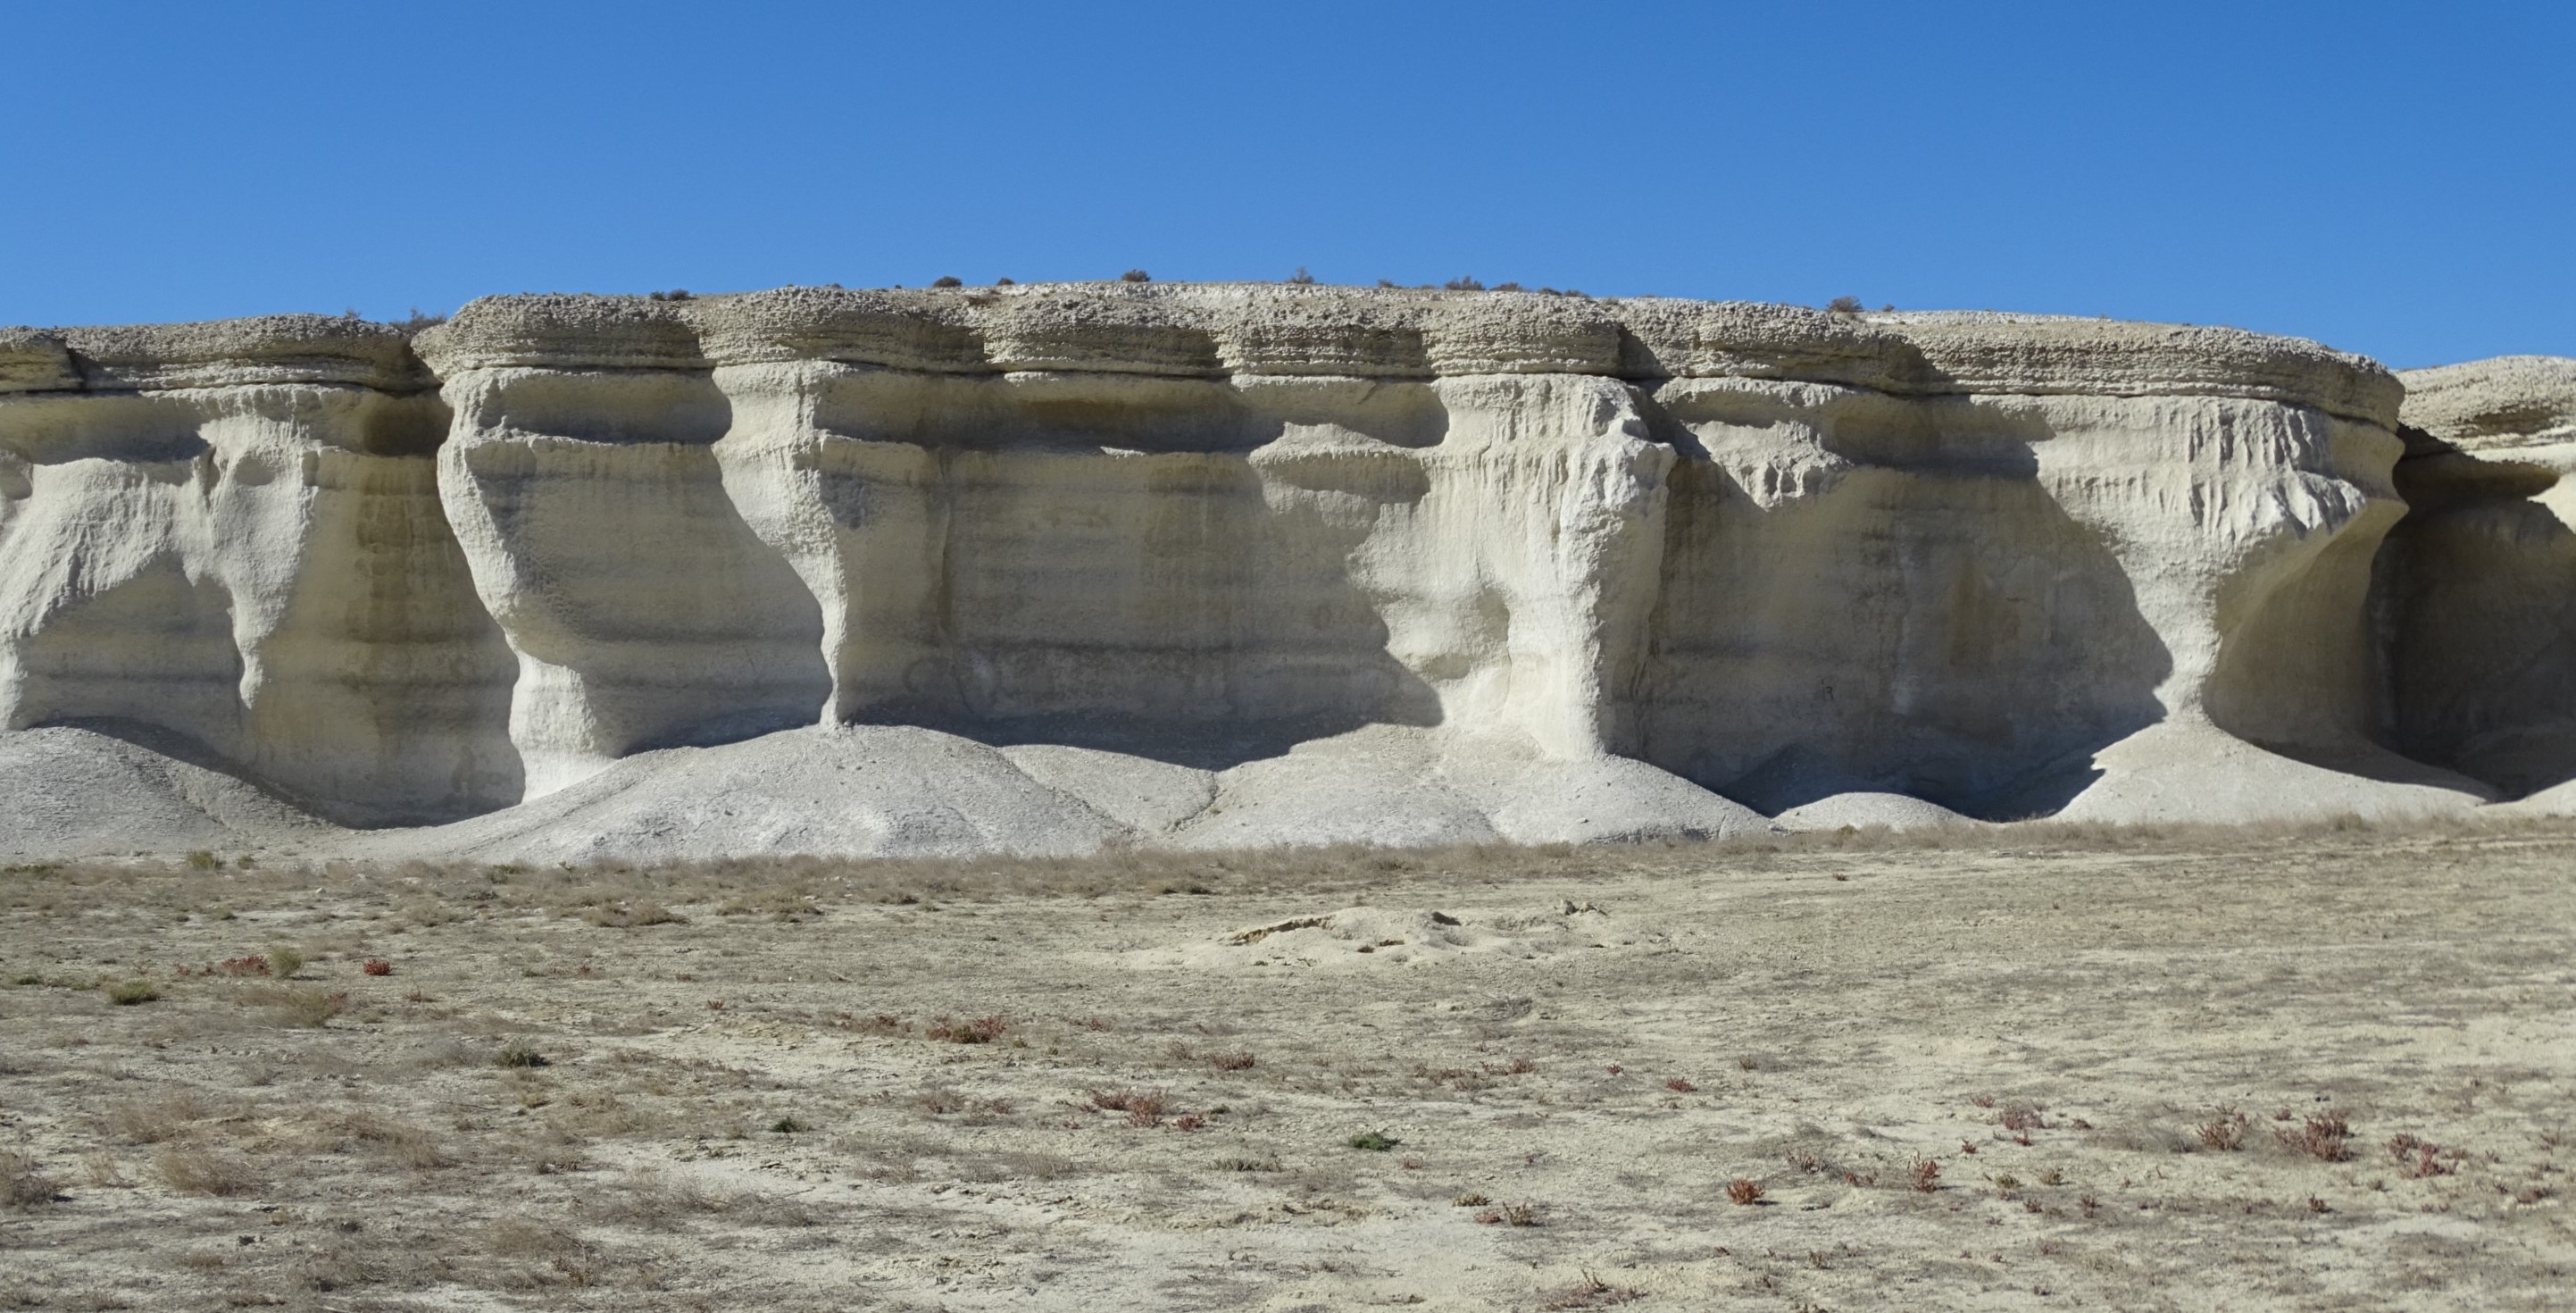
[2,823,2571,1309]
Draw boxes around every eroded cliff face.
[0,320,516,825]
[2377,356,2576,800]
[0,285,2522,854]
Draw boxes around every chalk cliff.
[0,285,2540,858]
[2377,355,2576,804]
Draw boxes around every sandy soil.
[1,825,2570,1310]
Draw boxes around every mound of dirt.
[1173,728,1775,850]
[1773,791,1981,832]
[354,725,1129,864]
[0,725,334,857]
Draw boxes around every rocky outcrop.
[0,318,515,825]
[2377,356,2576,802]
[0,285,2538,857]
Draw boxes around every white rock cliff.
[0,285,2552,857]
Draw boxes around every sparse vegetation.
[2197,1108,2252,1151]
[1119,269,1150,283]
[155,1147,257,1196]
[495,1040,549,1069]
[0,825,2566,1304]
[1827,295,1865,314]
[3,1152,59,1207]
[106,979,159,1005]
[2275,1111,2354,1162]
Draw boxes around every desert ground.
[1,822,2570,1311]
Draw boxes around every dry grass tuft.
[100,1091,212,1144]
[1542,1270,1645,1309]
[155,1146,258,1196]
[2,1152,60,1207]
[243,984,347,1027]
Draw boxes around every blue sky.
[4,1,2568,367]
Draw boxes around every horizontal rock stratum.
[0,283,2565,859]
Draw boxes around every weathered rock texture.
[2377,356,2576,805]
[1,285,2548,857]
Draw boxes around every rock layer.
[2377,356,2576,800]
[0,286,2544,857]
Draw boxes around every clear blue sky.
[5,0,2568,368]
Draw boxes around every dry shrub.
[924,1016,1007,1044]
[100,1092,212,1145]
[2197,1108,2252,1151]
[1474,1200,1540,1226]
[2388,1133,2459,1177]
[1909,1158,1942,1192]
[3,1152,59,1207]
[485,1218,585,1257]
[1089,1088,1166,1122]
[156,1147,258,1196]
[244,985,347,1028]
[1725,1177,1763,1205]
[2275,1111,2354,1161]
[1210,1051,1257,1071]
[1542,1270,1644,1309]
[322,1111,452,1169]
[585,900,684,928]
[578,1169,727,1229]
[296,1240,393,1293]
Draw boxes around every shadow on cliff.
[2370,432,2576,799]
[844,381,1447,771]
[1630,389,2172,819]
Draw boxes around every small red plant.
[1725,1178,1763,1206]
[927,1016,1008,1044]
[361,958,392,976]
[2001,1104,2047,1133]
[219,956,271,977]
[1172,1113,1207,1132]
[2388,1133,2458,1178]
[1090,1088,1167,1127]
[2197,1109,2252,1151]
[1910,1158,1943,1192]
[2275,1111,2354,1162]
[1665,1077,1697,1093]
[1209,1052,1256,1072]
